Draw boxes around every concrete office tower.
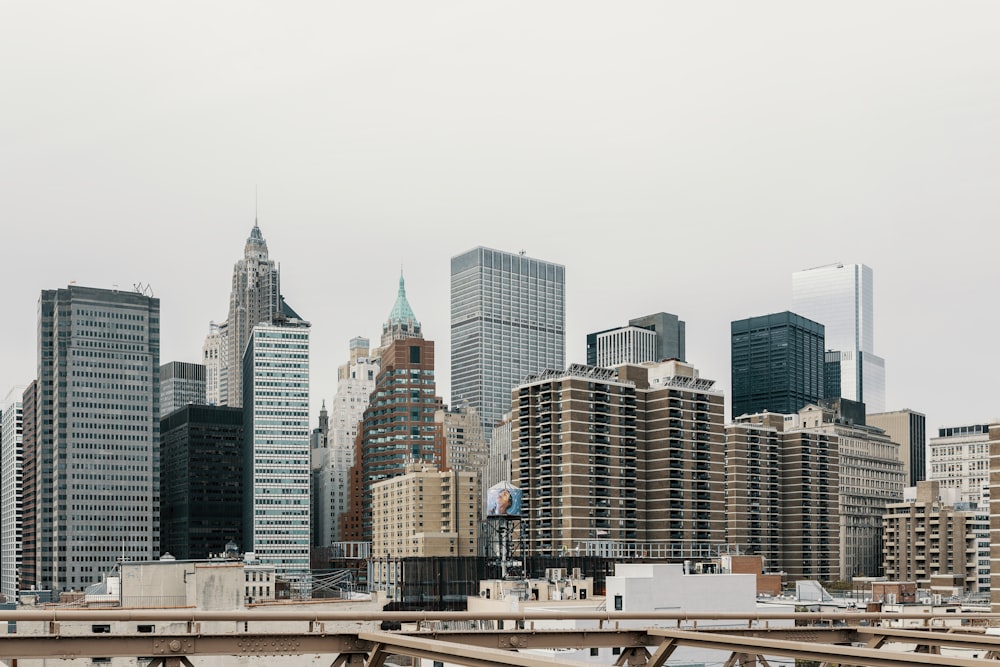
[160,405,243,560]
[19,382,38,591]
[160,361,206,416]
[868,409,927,486]
[343,283,445,543]
[726,413,841,582]
[314,338,379,545]
[1,385,26,598]
[985,424,1000,612]
[586,312,686,368]
[792,263,886,412]
[242,317,311,591]
[730,312,825,419]
[884,480,989,594]
[437,406,487,474]
[371,464,479,558]
[451,247,565,438]
[202,322,224,405]
[796,402,904,578]
[928,424,992,506]
[221,223,282,408]
[513,360,724,557]
[35,285,160,591]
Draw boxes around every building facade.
[34,285,160,591]
[160,405,243,560]
[451,247,565,438]
[242,318,311,590]
[730,311,825,419]
[371,464,479,558]
[1,386,26,598]
[160,361,207,417]
[725,413,841,581]
[586,312,686,368]
[437,406,487,474]
[202,322,225,406]
[19,381,38,592]
[929,423,991,506]
[884,480,989,594]
[792,262,886,412]
[221,223,282,408]
[868,409,927,487]
[513,360,725,558]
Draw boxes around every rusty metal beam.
[413,629,652,650]
[356,630,588,667]
[647,628,990,667]
[854,627,1000,650]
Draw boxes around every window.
[614,594,623,611]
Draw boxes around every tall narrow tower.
[220,223,281,408]
[451,247,565,439]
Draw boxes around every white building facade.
[1,385,25,598]
[929,423,991,506]
[202,321,224,406]
[242,320,311,591]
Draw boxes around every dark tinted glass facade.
[731,312,825,419]
[160,405,243,559]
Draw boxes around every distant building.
[242,317,311,590]
[33,285,160,591]
[160,405,243,560]
[928,423,991,506]
[726,413,840,581]
[437,406,487,474]
[792,263,886,412]
[220,223,283,408]
[730,311,825,419]
[451,247,565,439]
[371,464,479,558]
[868,409,927,486]
[342,279,445,543]
[160,361,206,416]
[883,480,989,593]
[985,424,1000,613]
[315,338,378,545]
[484,415,513,508]
[514,360,725,558]
[1,385,26,599]
[202,322,224,405]
[586,312,686,367]
[19,381,38,592]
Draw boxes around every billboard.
[486,481,522,518]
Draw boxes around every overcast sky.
[2,2,998,433]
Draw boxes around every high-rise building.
[242,316,311,589]
[160,361,206,417]
[220,223,282,408]
[868,409,927,487]
[586,312,685,368]
[730,312,825,419]
[34,286,160,591]
[315,338,379,545]
[1,385,26,598]
[451,247,565,438]
[726,413,840,582]
[985,423,1000,612]
[160,405,243,560]
[371,464,479,558]
[883,481,989,593]
[513,360,725,558]
[19,381,38,592]
[928,423,992,506]
[436,406,487,474]
[343,281,445,543]
[792,263,886,412]
[202,322,224,405]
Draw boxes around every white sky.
[2,2,998,433]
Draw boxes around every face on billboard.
[487,484,522,517]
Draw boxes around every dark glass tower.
[730,311,825,419]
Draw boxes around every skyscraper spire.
[382,270,422,347]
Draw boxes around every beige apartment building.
[883,480,989,594]
[513,360,725,558]
[726,413,841,581]
[371,464,480,558]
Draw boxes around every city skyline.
[3,3,999,434]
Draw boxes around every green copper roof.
[387,272,419,327]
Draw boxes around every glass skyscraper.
[730,311,826,418]
[792,263,885,412]
[451,247,565,439]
